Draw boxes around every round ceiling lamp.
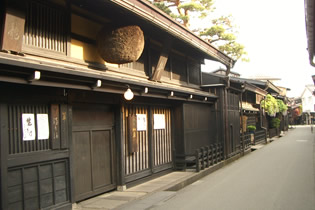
[124,87,134,100]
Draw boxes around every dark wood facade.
[201,72,242,158]
[0,0,234,209]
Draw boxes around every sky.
[201,0,314,97]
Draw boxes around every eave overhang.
[305,0,315,67]
[243,82,268,96]
[265,80,281,94]
[0,54,217,103]
[241,102,259,112]
[108,0,235,67]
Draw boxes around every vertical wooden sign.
[1,3,25,52]
[50,104,60,149]
[128,114,138,153]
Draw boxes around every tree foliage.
[148,0,248,61]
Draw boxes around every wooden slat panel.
[153,107,172,168]
[8,104,50,154]
[7,159,70,209]
[73,131,92,196]
[23,1,66,54]
[91,130,112,189]
[123,106,149,176]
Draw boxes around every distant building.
[301,85,315,124]
[212,68,240,78]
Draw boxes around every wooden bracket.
[150,39,172,81]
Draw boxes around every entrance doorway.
[72,104,116,201]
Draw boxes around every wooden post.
[68,105,75,203]
[200,147,205,170]
[116,106,125,189]
[205,146,209,167]
[240,91,245,155]
[0,104,9,210]
[148,107,154,171]
[217,144,220,162]
[211,145,214,166]
[195,149,200,172]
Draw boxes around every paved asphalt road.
[125,127,315,210]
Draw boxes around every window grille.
[8,104,50,154]
[24,1,67,54]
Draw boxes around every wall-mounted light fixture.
[189,94,193,99]
[204,97,208,101]
[124,85,134,100]
[144,87,148,94]
[28,71,41,83]
[170,91,174,97]
[92,79,102,89]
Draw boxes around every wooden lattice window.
[8,104,51,154]
[23,1,67,54]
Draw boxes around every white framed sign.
[37,114,50,140]
[22,113,36,141]
[136,114,147,131]
[154,114,165,129]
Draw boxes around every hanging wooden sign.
[50,104,60,149]
[128,114,138,153]
[1,2,25,52]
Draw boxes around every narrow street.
[122,127,315,210]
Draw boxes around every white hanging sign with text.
[37,114,50,140]
[136,114,147,131]
[154,114,165,129]
[22,114,36,141]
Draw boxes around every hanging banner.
[154,114,165,129]
[37,114,50,140]
[136,114,147,131]
[22,113,36,141]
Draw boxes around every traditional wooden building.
[305,0,315,68]
[0,0,234,209]
[201,72,241,158]
[228,78,268,146]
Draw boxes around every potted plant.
[270,118,280,129]
[247,125,256,144]
[269,117,281,137]
[247,125,256,133]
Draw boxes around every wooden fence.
[254,129,266,145]
[242,133,252,150]
[175,143,223,172]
